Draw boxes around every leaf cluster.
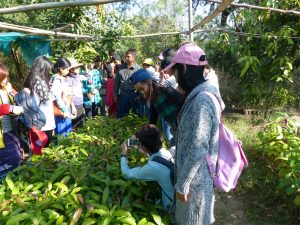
[258,114,300,212]
[0,115,170,225]
[198,1,300,112]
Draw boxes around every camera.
[127,138,141,147]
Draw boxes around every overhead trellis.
[0,22,92,40]
[1,22,300,43]
[0,0,123,15]
[207,0,300,16]
[0,0,299,43]
[190,0,233,32]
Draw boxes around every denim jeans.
[161,117,173,144]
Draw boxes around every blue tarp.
[0,32,51,66]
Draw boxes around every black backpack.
[14,91,46,130]
[152,156,175,203]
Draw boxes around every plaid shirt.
[81,69,101,107]
[150,86,183,127]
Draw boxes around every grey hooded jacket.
[175,81,224,225]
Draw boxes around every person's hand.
[176,191,190,203]
[121,143,128,155]
[160,71,170,82]
[23,87,31,94]
[92,89,98,95]
[63,111,71,118]
[87,93,93,99]
[11,105,24,115]
[71,105,77,117]
[114,96,118,103]
[176,86,185,95]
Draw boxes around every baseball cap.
[142,58,154,66]
[112,54,121,61]
[157,52,164,61]
[130,69,155,85]
[162,43,208,71]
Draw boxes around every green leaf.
[89,205,109,216]
[118,217,136,225]
[121,194,131,209]
[54,183,69,192]
[30,216,39,225]
[101,216,113,225]
[45,209,60,220]
[56,215,64,225]
[114,210,132,217]
[240,60,250,77]
[79,148,89,156]
[82,218,97,225]
[6,213,31,225]
[5,175,14,191]
[102,186,109,204]
[151,212,162,225]
[294,195,300,205]
[138,218,148,225]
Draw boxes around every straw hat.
[68,58,83,69]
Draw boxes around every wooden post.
[0,0,123,15]
[207,0,300,16]
[10,44,23,79]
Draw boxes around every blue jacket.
[81,69,101,107]
[120,148,174,210]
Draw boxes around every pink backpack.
[203,91,248,192]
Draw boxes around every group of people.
[0,54,117,179]
[120,42,224,225]
[0,41,223,225]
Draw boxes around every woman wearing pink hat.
[166,42,224,225]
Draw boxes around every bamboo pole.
[11,27,300,42]
[188,0,194,41]
[44,30,189,41]
[190,0,234,32]
[0,22,92,39]
[0,0,123,15]
[207,0,300,16]
[53,24,75,32]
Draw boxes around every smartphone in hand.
[127,138,141,147]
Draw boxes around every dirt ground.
[214,192,251,225]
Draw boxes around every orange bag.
[53,101,64,117]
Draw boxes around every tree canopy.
[1,0,300,111]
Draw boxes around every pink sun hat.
[157,52,164,61]
[162,43,208,71]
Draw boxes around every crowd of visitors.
[0,42,223,225]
